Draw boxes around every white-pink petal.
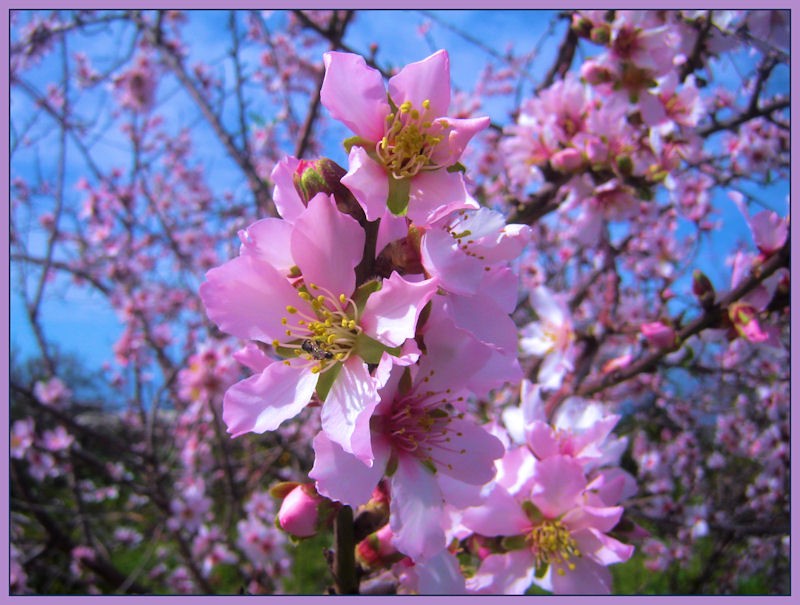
[270,156,306,222]
[321,51,389,142]
[222,360,318,437]
[291,193,364,297]
[389,457,446,561]
[320,357,379,464]
[387,49,450,117]
[360,273,437,347]
[310,431,388,508]
[341,146,390,222]
[200,254,309,343]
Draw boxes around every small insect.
[301,339,334,361]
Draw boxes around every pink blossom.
[33,377,71,408]
[41,426,74,452]
[463,453,633,594]
[321,50,489,222]
[311,357,504,561]
[11,418,35,459]
[728,191,788,256]
[202,193,436,462]
[520,286,575,389]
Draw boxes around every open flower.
[463,454,633,594]
[309,327,504,561]
[200,193,435,462]
[321,49,490,223]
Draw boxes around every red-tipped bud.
[293,158,365,222]
[356,525,402,569]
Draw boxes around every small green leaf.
[387,176,411,216]
[315,363,343,402]
[352,279,381,313]
[354,333,400,364]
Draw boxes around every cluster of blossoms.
[200,48,633,594]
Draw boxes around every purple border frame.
[1,2,796,605]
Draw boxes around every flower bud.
[590,23,611,45]
[692,270,716,309]
[640,321,677,350]
[277,483,333,538]
[550,148,584,173]
[580,60,614,86]
[292,158,365,223]
[728,302,768,343]
[356,524,402,569]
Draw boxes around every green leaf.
[354,333,400,364]
[387,176,411,216]
[352,279,381,314]
[315,363,343,402]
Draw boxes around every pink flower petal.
[321,51,389,141]
[432,416,504,485]
[389,457,446,561]
[360,273,437,347]
[239,218,294,273]
[200,254,309,343]
[562,504,624,534]
[530,455,586,519]
[320,357,380,463]
[310,431,389,507]
[467,551,536,595]
[461,483,530,537]
[413,549,467,594]
[572,527,634,566]
[407,170,474,226]
[222,359,318,437]
[549,553,612,594]
[430,116,490,166]
[341,147,390,222]
[291,193,364,297]
[270,156,306,222]
[387,49,450,117]
[445,292,519,353]
[420,227,483,295]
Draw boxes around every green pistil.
[376,98,446,179]
[526,520,582,575]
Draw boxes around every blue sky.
[9,9,789,375]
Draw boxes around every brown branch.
[573,238,789,400]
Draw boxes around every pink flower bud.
[641,322,677,349]
[356,525,400,569]
[277,483,327,538]
[292,158,364,221]
[550,148,584,172]
[728,302,768,343]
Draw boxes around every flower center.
[526,519,581,574]
[276,283,362,374]
[376,99,447,179]
[384,383,466,473]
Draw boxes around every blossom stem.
[332,505,359,594]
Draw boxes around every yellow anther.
[285,305,297,314]
[400,101,412,113]
[339,293,347,304]
[348,320,357,330]
[281,318,288,325]
[311,365,322,374]
[299,292,312,301]
[341,318,349,327]
[272,340,280,348]
[316,295,325,304]
[422,99,431,109]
